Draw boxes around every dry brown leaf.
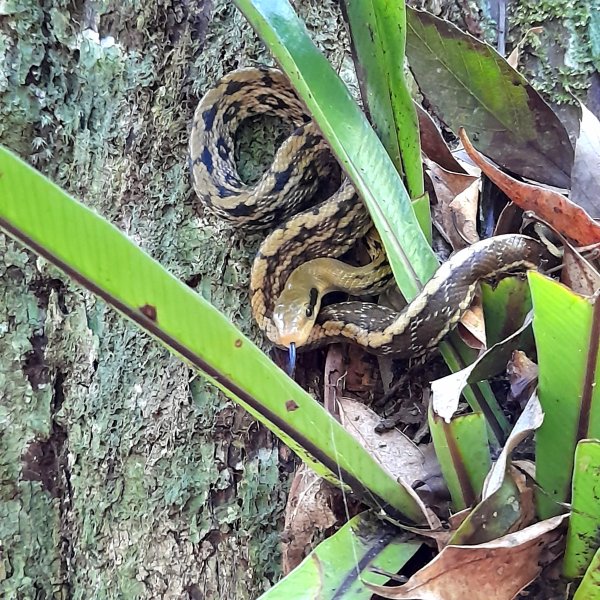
[507,351,538,404]
[281,464,341,573]
[448,180,480,245]
[571,103,600,217]
[511,461,536,529]
[506,26,544,69]
[416,103,468,174]
[460,128,600,245]
[366,514,567,600]
[335,397,440,528]
[426,158,479,249]
[561,239,600,296]
[456,296,486,351]
[337,397,434,488]
[324,344,345,417]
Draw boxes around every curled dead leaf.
[417,104,468,174]
[366,514,567,600]
[460,128,600,246]
[507,351,538,405]
[281,464,342,573]
[426,158,479,249]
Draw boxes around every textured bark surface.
[0,1,348,597]
[0,1,593,599]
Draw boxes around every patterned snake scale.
[189,67,548,357]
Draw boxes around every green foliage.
[260,512,421,599]
[342,0,425,201]
[0,146,424,524]
[2,0,599,597]
[530,273,600,518]
[234,0,438,301]
[429,411,491,511]
[564,440,600,579]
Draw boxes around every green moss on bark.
[509,0,594,104]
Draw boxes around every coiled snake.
[189,67,547,357]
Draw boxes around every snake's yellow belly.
[189,68,547,356]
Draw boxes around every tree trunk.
[0,1,593,599]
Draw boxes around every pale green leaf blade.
[564,439,600,579]
[530,272,600,519]
[428,410,491,511]
[0,146,425,524]
[481,277,532,347]
[574,546,600,600]
[259,512,421,600]
[341,0,425,202]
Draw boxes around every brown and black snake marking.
[308,234,549,356]
[190,68,548,356]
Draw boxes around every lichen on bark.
[0,0,593,598]
[509,0,595,104]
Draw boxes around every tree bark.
[0,1,593,599]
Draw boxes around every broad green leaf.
[405,7,573,189]
[428,409,490,510]
[259,512,421,599]
[234,0,438,300]
[530,272,600,519]
[0,146,425,524]
[341,0,425,201]
[574,546,600,600]
[564,439,600,579]
[481,277,532,347]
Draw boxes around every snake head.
[272,284,321,349]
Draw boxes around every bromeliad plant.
[1,0,600,598]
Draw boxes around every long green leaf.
[574,546,600,600]
[234,0,438,300]
[341,0,425,202]
[564,439,600,579]
[530,272,600,519]
[481,277,532,347]
[260,512,420,599]
[428,410,490,510]
[0,146,424,524]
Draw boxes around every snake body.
[190,68,547,357]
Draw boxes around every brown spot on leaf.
[234,339,242,348]
[285,400,299,412]
[140,304,157,321]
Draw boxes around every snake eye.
[305,287,318,319]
